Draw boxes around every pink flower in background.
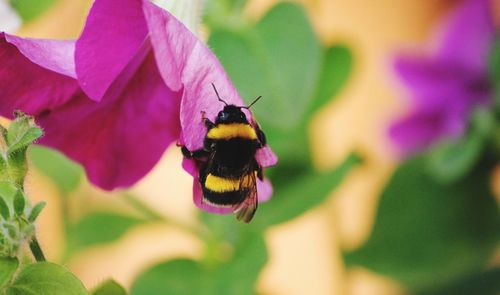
[389,0,495,154]
[0,0,276,211]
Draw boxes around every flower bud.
[0,112,43,187]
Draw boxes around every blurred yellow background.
[17,0,465,294]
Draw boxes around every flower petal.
[392,58,477,152]
[389,106,465,154]
[143,1,277,207]
[257,177,273,202]
[151,0,204,35]
[438,0,494,71]
[5,34,76,77]
[142,0,194,92]
[142,1,249,151]
[394,56,477,105]
[256,146,278,167]
[181,158,198,177]
[0,33,79,118]
[75,0,148,101]
[39,53,181,190]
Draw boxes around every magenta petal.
[256,147,278,167]
[389,114,441,154]
[389,107,464,153]
[142,1,195,92]
[75,0,148,101]
[142,2,249,151]
[5,34,76,77]
[257,178,273,202]
[181,158,198,177]
[179,45,251,152]
[438,0,494,71]
[39,53,181,190]
[0,33,79,118]
[394,56,476,105]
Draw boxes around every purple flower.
[389,0,495,154]
[0,0,277,213]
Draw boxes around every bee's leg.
[204,118,215,130]
[181,146,209,159]
[254,159,264,181]
[255,124,267,146]
[257,166,264,181]
[201,111,215,130]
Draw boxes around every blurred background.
[2,0,499,294]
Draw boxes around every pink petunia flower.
[389,0,494,154]
[0,0,277,214]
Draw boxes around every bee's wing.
[234,164,258,223]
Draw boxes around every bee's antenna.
[241,95,262,109]
[211,83,228,106]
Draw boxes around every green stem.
[122,193,164,221]
[29,236,45,262]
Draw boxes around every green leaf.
[12,190,25,216]
[208,2,321,130]
[0,182,17,219]
[427,134,483,183]
[427,108,494,183]
[131,259,202,295]
[0,182,17,199]
[0,197,10,220]
[67,212,144,254]
[345,156,499,291]
[29,146,83,194]
[490,37,500,81]
[7,128,43,154]
[131,235,267,295]
[417,267,500,295]
[210,234,267,294]
[6,262,88,295]
[254,153,361,227]
[309,45,353,115]
[92,280,127,295]
[28,202,46,222]
[489,37,500,109]
[9,0,57,22]
[264,124,311,166]
[204,0,248,29]
[6,114,43,154]
[0,257,18,289]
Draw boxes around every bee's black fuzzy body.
[182,105,266,222]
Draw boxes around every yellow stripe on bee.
[207,124,257,140]
[205,173,254,193]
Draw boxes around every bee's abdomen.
[201,173,254,206]
[202,189,249,206]
[204,173,252,192]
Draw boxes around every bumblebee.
[181,83,266,223]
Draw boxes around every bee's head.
[216,105,248,124]
[210,83,263,124]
